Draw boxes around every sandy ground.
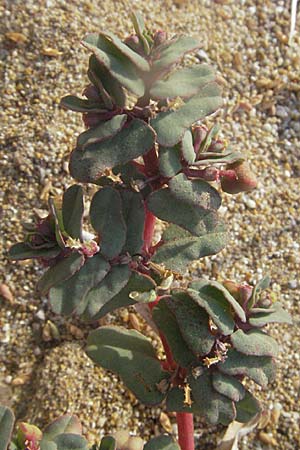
[1,0,300,448]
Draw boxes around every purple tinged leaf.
[82,34,145,97]
[60,95,107,113]
[9,242,61,261]
[77,114,127,150]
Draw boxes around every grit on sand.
[0,1,299,449]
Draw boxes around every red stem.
[144,206,195,450]
[177,413,195,450]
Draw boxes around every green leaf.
[0,406,14,450]
[82,34,145,97]
[86,326,169,405]
[187,281,246,335]
[158,145,182,178]
[231,329,279,357]
[62,185,84,240]
[212,372,245,402]
[40,442,57,450]
[91,271,156,320]
[79,265,131,320]
[100,31,150,72]
[219,349,276,387]
[43,416,82,440]
[168,292,215,356]
[152,298,198,367]
[120,190,145,255]
[152,222,228,274]
[69,119,155,183]
[151,82,222,147]
[50,254,110,316]
[193,151,245,166]
[181,130,195,164]
[188,371,236,425]
[9,242,61,260]
[235,391,261,423]
[249,302,292,327]
[37,252,85,295]
[248,275,271,309]
[169,173,221,209]
[150,64,215,100]
[198,123,220,153]
[166,387,201,414]
[52,433,88,450]
[77,115,127,150]
[98,436,116,450]
[144,435,180,450]
[90,187,126,259]
[88,55,126,107]
[60,95,106,113]
[152,36,201,72]
[49,198,66,249]
[131,12,150,55]
[147,187,219,236]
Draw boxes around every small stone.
[36,309,46,321]
[159,411,172,433]
[288,280,297,289]
[129,313,142,331]
[245,198,256,209]
[68,324,84,340]
[0,284,14,304]
[5,31,27,43]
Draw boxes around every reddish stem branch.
[177,412,195,450]
[144,207,195,450]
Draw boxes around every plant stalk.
[177,412,195,450]
[144,208,195,450]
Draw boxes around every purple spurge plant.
[8,12,291,450]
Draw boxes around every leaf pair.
[148,173,228,273]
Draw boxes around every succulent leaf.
[86,326,169,405]
[9,242,61,260]
[219,349,276,387]
[235,391,261,423]
[37,252,85,295]
[77,114,127,150]
[169,173,221,209]
[212,372,245,402]
[90,187,127,259]
[51,433,88,450]
[43,415,82,440]
[119,190,145,255]
[152,35,201,72]
[158,145,182,178]
[152,222,228,274]
[187,280,246,334]
[100,31,150,72]
[0,405,14,450]
[188,371,236,425]
[60,95,107,113]
[152,298,198,367]
[248,275,270,309]
[78,264,131,320]
[62,185,84,240]
[98,436,116,450]
[249,302,292,327]
[91,271,156,320]
[150,65,215,100]
[230,329,279,357]
[192,151,245,166]
[50,254,110,316]
[82,34,145,97]
[144,435,180,450]
[69,119,155,183]
[88,55,126,107]
[167,292,215,356]
[166,387,201,414]
[181,129,196,164]
[148,187,219,236]
[151,82,222,147]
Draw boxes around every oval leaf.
[62,185,84,239]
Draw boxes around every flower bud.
[220,161,257,194]
[124,34,143,54]
[153,30,167,46]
